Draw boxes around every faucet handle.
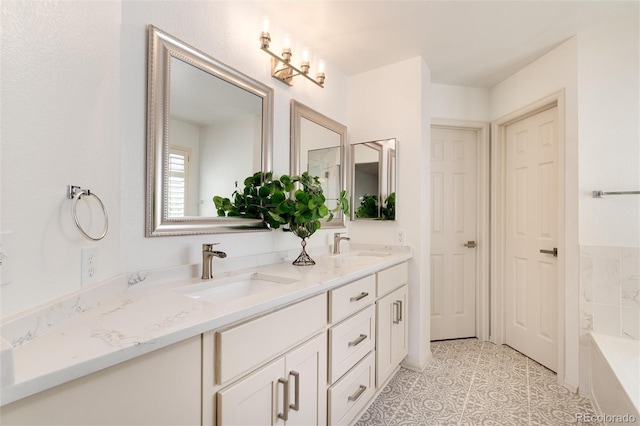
[202,243,220,251]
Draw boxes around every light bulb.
[318,60,325,73]
[284,35,291,49]
[302,48,309,61]
[262,18,269,33]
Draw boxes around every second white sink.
[333,251,391,259]
[173,273,297,304]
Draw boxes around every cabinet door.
[390,285,409,367]
[376,285,408,387]
[217,358,286,426]
[285,334,327,426]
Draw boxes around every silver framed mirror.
[146,26,273,236]
[351,138,397,220]
[290,100,348,228]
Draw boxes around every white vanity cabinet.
[217,333,327,426]
[212,294,327,426]
[375,263,409,388]
[1,336,202,426]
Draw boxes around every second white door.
[430,127,478,341]
[505,106,558,372]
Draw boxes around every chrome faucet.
[202,243,227,280]
[333,232,350,254]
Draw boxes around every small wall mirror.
[290,101,348,228]
[146,26,273,236]
[351,138,397,220]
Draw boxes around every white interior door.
[430,127,477,341]
[505,106,558,371]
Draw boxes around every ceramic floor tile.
[356,339,602,426]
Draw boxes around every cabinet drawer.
[377,262,408,297]
[328,351,375,426]
[215,294,326,385]
[328,305,375,383]
[328,275,375,323]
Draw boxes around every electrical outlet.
[396,229,406,246]
[81,246,97,287]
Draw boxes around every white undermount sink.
[333,251,391,259]
[173,273,297,304]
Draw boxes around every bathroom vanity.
[1,247,410,426]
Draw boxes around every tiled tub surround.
[0,243,411,406]
[357,339,601,426]
[579,246,640,396]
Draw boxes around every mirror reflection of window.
[168,146,191,217]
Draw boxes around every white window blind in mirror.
[168,146,191,217]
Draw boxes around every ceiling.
[257,0,638,88]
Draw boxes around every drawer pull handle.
[350,292,369,302]
[348,334,367,347]
[277,377,290,421]
[290,370,300,412]
[348,384,367,402]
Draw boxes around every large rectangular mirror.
[290,101,348,228]
[146,26,273,236]
[351,138,397,220]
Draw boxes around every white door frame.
[431,118,490,342]
[490,90,566,385]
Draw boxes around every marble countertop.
[1,247,411,406]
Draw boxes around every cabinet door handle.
[348,334,367,347]
[289,370,300,412]
[348,384,367,402]
[397,300,403,322]
[350,292,369,302]
[393,301,400,324]
[277,377,290,421]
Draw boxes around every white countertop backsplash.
[0,243,411,406]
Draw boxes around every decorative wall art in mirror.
[146,26,273,236]
[290,100,348,228]
[351,138,397,220]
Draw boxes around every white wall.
[430,84,490,122]
[1,1,122,317]
[1,1,350,317]
[348,57,432,369]
[577,15,640,247]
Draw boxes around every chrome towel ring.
[67,185,108,241]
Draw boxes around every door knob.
[464,241,477,248]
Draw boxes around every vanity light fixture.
[259,19,325,88]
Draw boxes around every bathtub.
[589,332,639,425]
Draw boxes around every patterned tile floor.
[356,338,600,426]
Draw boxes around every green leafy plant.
[355,192,395,220]
[213,171,349,238]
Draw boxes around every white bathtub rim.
[589,332,640,415]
